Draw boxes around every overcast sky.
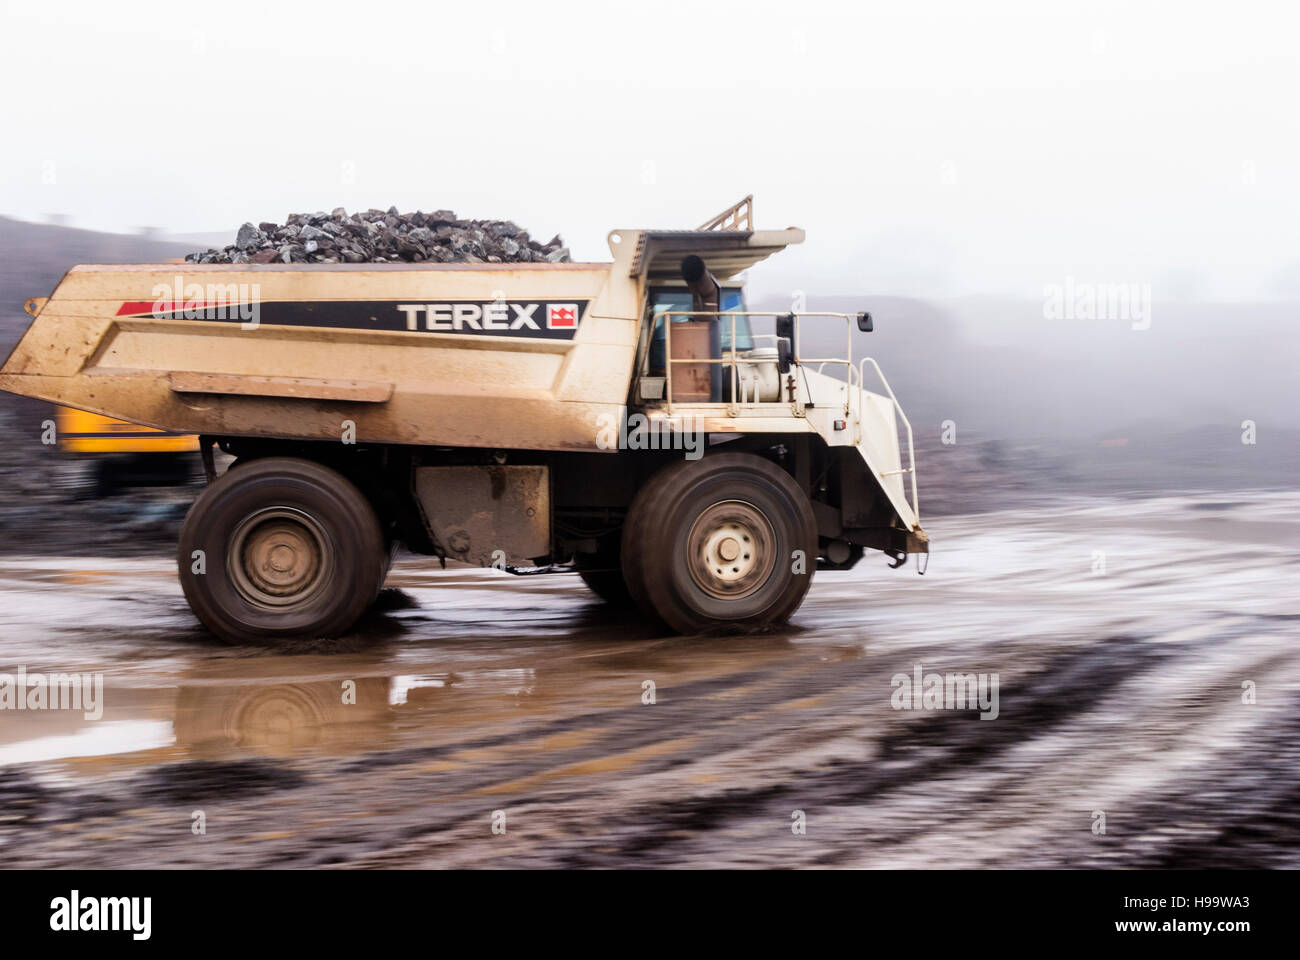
[2,0,1296,301]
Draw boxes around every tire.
[177,457,386,644]
[368,539,398,611]
[621,452,817,634]
[578,569,635,607]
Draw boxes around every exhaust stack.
[679,255,723,401]
[680,254,720,313]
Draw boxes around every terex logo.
[396,301,584,336]
[548,303,579,328]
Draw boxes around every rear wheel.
[621,452,817,634]
[177,457,386,644]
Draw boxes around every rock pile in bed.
[185,207,571,265]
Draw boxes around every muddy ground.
[0,492,1297,868]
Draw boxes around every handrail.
[857,357,919,522]
[655,308,919,522]
[658,309,857,415]
[697,195,753,232]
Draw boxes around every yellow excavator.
[54,406,198,496]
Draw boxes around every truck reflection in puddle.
[173,677,392,759]
[170,669,542,760]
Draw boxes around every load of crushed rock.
[185,207,571,265]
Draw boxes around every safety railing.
[697,195,754,231]
[656,309,919,522]
[661,310,858,417]
[854,357,919,522]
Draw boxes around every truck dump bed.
[1,261,627,451]
[0,226,801,452]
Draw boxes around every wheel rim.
[227,507,332,609]
[685,499,777,600]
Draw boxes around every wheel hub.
[686,500,777,600]
[228,508,331,608]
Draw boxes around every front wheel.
[177,457,387,644]
[621,453,817,634]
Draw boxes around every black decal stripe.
[125,300,587,340]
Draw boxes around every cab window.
[647,286,752,373]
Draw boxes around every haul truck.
[0,197,928,643]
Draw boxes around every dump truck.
[0,197,928,643]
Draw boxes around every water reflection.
[173,677,392,759]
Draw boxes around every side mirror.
[776,338,792,374]
[857,311,873,333]
[775,313,795,345]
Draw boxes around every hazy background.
[0,0,1296,509]
[2,0,1297,299]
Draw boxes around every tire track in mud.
[1106,696,1300,869]
[3,492,1298,868]
[362,618,1282,869]
[0,635,1044,864]
[4,625,1272,868]
[327,633,1189,867]
[553,635,1174,866]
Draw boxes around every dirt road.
[1,492,1297,867]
